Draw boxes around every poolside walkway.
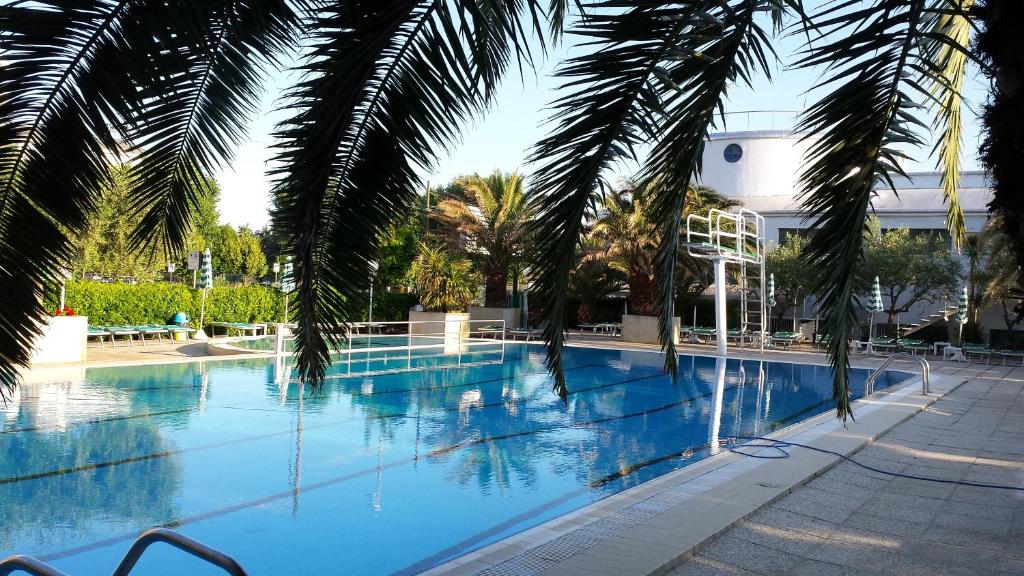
[670,362,1024,576]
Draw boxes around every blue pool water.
[1,345,909,574]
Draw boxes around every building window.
[723,143,743,163]
[778,228,815,243]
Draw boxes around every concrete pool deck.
[422,356,1024,575]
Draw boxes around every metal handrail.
[0,556,69,576]
[111,528,248,576]
[865,353,930,395]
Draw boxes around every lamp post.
[273,261,280,285]
[167,262,176,284]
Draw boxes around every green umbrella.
[767,273,776,308]
[197,249,213,338]
[867,276,884,341]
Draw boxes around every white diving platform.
[683,208,767,355]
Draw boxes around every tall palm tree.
[0,1,1009,422]
[432,171,530,308]
[590,188,659,315]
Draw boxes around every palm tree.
[0,1,1011,422]
[590,188,659,315]
[590,184,737,317]
[569,238,625,325]
[432,171,530,308]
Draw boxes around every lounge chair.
[106,325,140,348]
[771,331,802,348]
[135,325,170,346]
[962,344,991,364]
[998,348,1024,366]
[508,327,539,341]
[815,334,831,350]
[869,337,898,355]
[691,327,717,343]
[898,338,930,355]
[87,326,110,348]
[727,328,747,344]
[471,324,505,339]
[578,323,600,334]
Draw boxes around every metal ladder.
[864,353,931,396]
[738,259,767,352]
[0,529,248,576]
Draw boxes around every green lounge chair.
[898,339,930,355]
[87,326,110,348]
[771,331,802,348]
[998,348,1024,366]
[869,337,898,355]
[962,344,991,364]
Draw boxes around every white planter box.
[469,306,520,329]
[621,314,680,345]
[30,316,88,364]
[408,311,471,354]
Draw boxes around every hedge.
[49,280,420,326]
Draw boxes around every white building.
[698,130,991,243]
[696,130,1010,340]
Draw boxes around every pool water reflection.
[0,345,908,575]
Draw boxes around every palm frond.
[273,1,542,385]
[794,0,956,420]
[923,0,977,249]
[126,0,301,255]
[529,0,787,395]
[641,0,782,377]
[528,2,701,398]
[0,1,138,396]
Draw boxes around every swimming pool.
[1,345,909,574]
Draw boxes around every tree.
[432,171,530,307]
[590,187,658,315]
[376,213,422,291]
[765,234,816,330]
[860,221,962,324]
[210,225,242,276]
[977,217,1024,330]
[0,1,1002,422]
[237,227,269,279]
[569,238,626,324]
[411,244,477,313]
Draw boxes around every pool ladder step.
[0,529,248,576]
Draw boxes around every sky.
[214,13,990,230]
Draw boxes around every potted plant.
[408,244,478,352]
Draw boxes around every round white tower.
[698,131,811,200]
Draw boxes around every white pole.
[199,288,208,328]
[59,280,66,312]
[369,279,374,324]
[714,259,727,356]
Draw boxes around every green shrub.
[49,280,285,326]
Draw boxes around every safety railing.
[0,556,69,576]
[865,353,930,395]
[274,319,508,379]
[1,529,247,576]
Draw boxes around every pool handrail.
[0,555,69,576]
[864,353,930,395]
[111,528,248,576]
